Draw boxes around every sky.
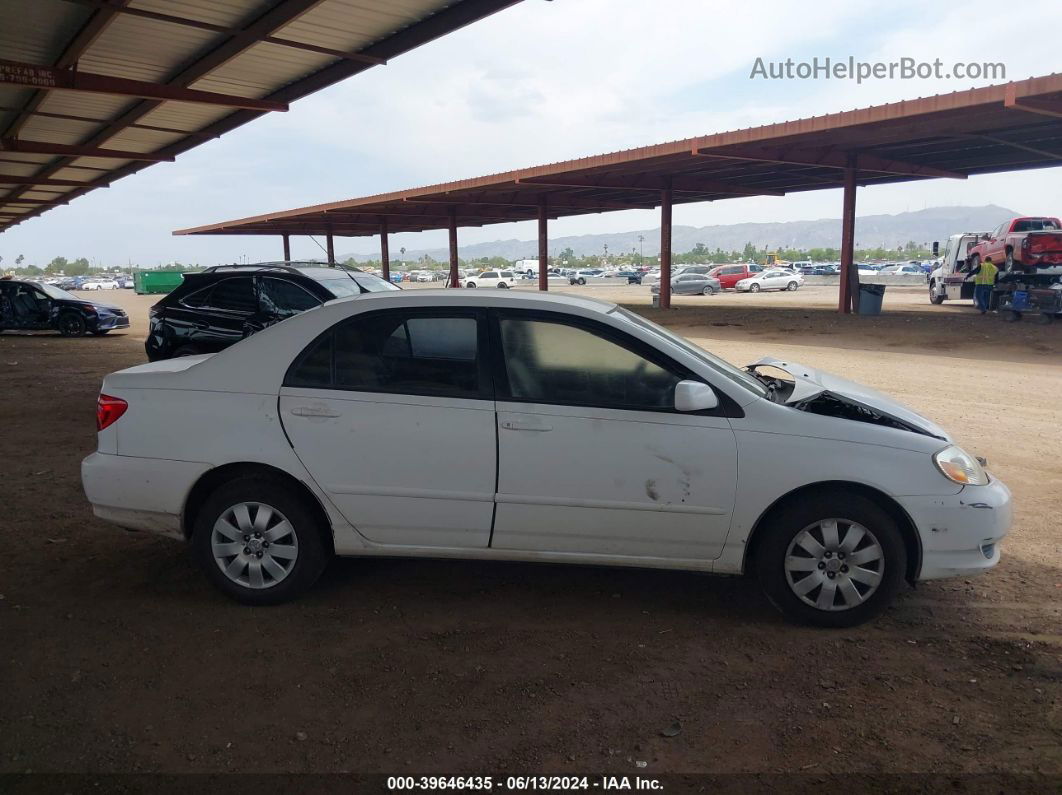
[2,0,1061,267]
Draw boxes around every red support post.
[379,217,390,283]
[326,231,335,265]
[838,156,858,313]
[448,207,459,288]
[538,198,548,292]
[659,179,673,310]
[282,233,290,262]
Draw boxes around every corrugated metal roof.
[0,0,523,232]
[173,73,1062,238]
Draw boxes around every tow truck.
[927,232,987,304]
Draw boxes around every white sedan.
[464,270,517,288]
[735,269,804,292]
[82,291,1010,627]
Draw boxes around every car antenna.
[308,235,360,288]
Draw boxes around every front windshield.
[35,283,79,301]
[612,307,768,397]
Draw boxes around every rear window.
[317,275,399,298]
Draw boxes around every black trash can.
[858,283,886,315]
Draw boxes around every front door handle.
[290,406,341,418]
[501,420,552,432]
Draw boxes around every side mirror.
[675,380,719,412]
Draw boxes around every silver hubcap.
[211,502,298,589]
[784,518,884,612]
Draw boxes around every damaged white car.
[82,291,1011,627]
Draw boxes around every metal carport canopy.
[0,0,523,232]
[173,72,1062,312]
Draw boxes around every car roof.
[324,287,616,315]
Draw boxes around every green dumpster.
[134,271,186,295]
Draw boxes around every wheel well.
[742,481,921,584]
[182,462,334,553]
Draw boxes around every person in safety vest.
[966,256,998,315]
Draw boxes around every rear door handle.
[501,420,552,432]
[290,406,341,418]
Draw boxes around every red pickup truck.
[966,216,1062,271]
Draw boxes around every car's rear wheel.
[755,491,906,628]
[787,281,799,291]
[57,312,87,337]
[577,277,587,285]
[192,476,330,605]
[172,344,203,357]
[749,283,761,293]
[498,282,509,288]
[701,285,715,296]
[91,329,110,336]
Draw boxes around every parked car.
[568,269,604,285]
[610,270,644,284]
[81,278,119,291]
[967,216,1062,272]
[708,263,766,289]
[144,262,398,361]
[735,269,804,292]
[877,264,924,275]
[82,290,1010,627]
[0,279,129,336]
[651,273,721,296]
[465,270,517,288]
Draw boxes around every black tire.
[172,344,204,357]
[57,312,87,337]
[749,283,761,293]
[755,490,907,628]
[929,282,945,305]
[91,329,110,336]
[1036,312,1055,325]
[701,285,715,296]
[1002,310,1021,323]
[192,476,330,605]
[498,282,509,289]
[466,282,476,288]
[577,277,587,285]
[787,281,798,291]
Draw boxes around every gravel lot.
[1,284,1059,784]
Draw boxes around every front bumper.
[94,313,130,331]
[82,452,211,540]
[901,476,1012,581]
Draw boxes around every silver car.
[651,273,722,296]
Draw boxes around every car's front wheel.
[466,282,476,288]
[57,312,87,337]
[192,476,330,605]
[755,490,906,627]
[701,285,715,296]
[749,283,761,293]
[787,281,799,291]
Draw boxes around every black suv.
[145,263,398,361]
[0,279,129,337]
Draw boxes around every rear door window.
[286,310,487,399]
[259,277,321,319]
[188,277,257,313]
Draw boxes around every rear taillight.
[97,394,128,431]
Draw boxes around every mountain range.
[339,204,1020,262]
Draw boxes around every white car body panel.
[82,289,1010,586]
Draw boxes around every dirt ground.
[1,284,1059,786]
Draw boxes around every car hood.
[748,356,951,441]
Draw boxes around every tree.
[46,256,69,274]
[15,254,24,266]
[559,247,575,264]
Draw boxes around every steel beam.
[0,198,67,205]
[0,105,219,139]
[517,175,783,197]
[695,144,964,180]
[326,231,335,265]
[63,0,387,66]
[282,233,291,262]
[538,198,548,292]
[1004,84,1062,119]
[0,138,174,162]
[380,217,391,283]
[0,59,288,112]
[838,157,858,314]
[448,208,459,288]
[659,180,673,310]
[0,176,96,186]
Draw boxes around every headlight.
[933,445,989,486]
